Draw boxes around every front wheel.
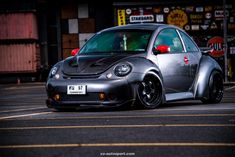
[137,75,162,109]
[201,71,224,104]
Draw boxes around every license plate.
[67,85,86,95]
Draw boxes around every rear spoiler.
[199,47,213,55]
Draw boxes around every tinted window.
[79,30,152,55]
[179,31,199,52]
[154,28,183,53]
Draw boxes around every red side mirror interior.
[154,45,170,54]
[71,48,80,56]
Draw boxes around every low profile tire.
[201,71,224,104]
[137,75,162,109]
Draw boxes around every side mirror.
[153,45,170,55]
[71,48,80,56]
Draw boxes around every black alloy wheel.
[201,71,224,104]
[137,75,162,109]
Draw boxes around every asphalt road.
[0,82,235,157]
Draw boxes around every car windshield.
[79,29,153,55]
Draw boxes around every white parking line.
[1,124,235,130]
[3,85,44,90]
[0,107,47,113]
[0,112,52,120]
[1,113,234,121]
[225,85,235,91]
[158,107,235,111]
[0,142,235,149]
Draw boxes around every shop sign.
[205,13,212,19]
[230,47,235,54]
[184,25,190,30]
[214,10,223,18]
[196,7,203,12]
[200,25,209,30]
[164,7,169,13]
[126,9,132,15]
[190,14,203,19]
[191,25,199,30]
[117,10,126,26]
[190,14,203,24]
[186,6,194,12]
[153,7,161,13]
[207,36,224,57]
[205,6,213,12]
[228,36,235,42]
[156,14,164,22]
[167,9,188,28]
[210,22,218,29]
[130,15,154,23]
[215,10,229,18]
[191,20,203,24]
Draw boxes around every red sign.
[207,36,224,57]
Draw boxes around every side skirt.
[165,92,194,102]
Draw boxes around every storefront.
[113,1,235,81]
[1,0,234,82]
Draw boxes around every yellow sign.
[117,9,126,26]
[167,9,188,28]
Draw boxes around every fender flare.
[144,70,166,103]
[193,55,223,98]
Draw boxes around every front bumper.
[46,78,135,109]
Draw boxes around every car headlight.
[50,66,59,78]
[51,67,58,75]
[114,64,132,77]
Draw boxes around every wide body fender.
[124,57,166,102]
[193,55,223,98]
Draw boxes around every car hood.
[62,54,133,76]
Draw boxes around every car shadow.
[53,100,206,112]
[53,105,134,113]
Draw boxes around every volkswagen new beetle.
[46,24,223,110]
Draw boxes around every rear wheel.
[201,71,223,104]
[137,75,162,109]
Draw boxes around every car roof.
[101,23,168,32]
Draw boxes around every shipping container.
[0,43,40,73]
[0,13,38,40]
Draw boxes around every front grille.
[63,74,100,79]
[60,93,99,102]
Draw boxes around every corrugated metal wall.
[0,44,40,73]
[0,13,38,40]
[0,12,40,73]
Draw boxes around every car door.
[178,30,201,87]
[153,28,192,93]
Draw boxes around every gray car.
[46,24,223,110]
